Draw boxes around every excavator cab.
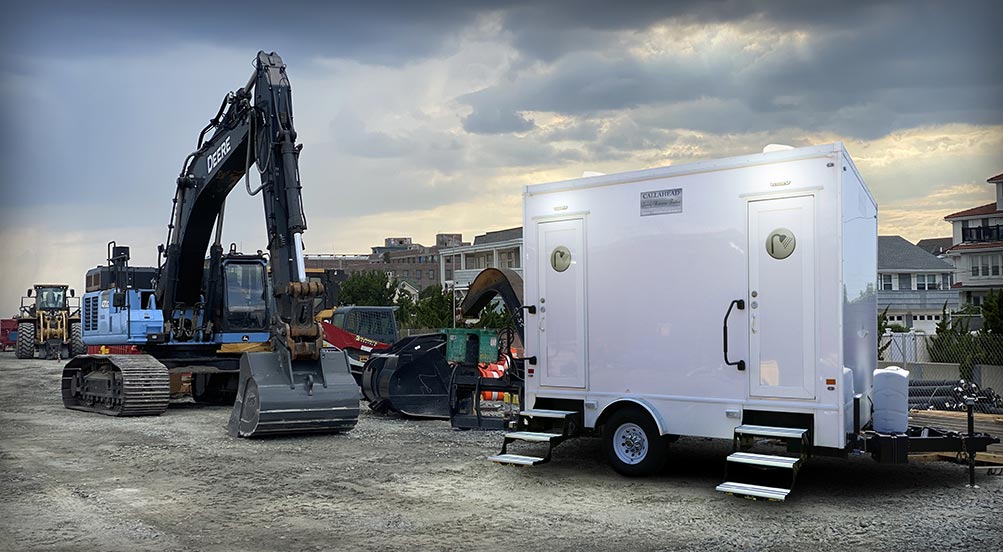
[220,257,269,334]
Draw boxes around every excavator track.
[62,354,170,416]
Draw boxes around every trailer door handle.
[723,299,746,371]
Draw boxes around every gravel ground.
[0,352,1001,551]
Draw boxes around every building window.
[916,274,939,290]
[971,254,1002,278]
[880,274,893,291]
[403,270,409,277]
[428,270,434,279]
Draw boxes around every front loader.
[15,284,85,360]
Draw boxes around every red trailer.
[0,319,16,351]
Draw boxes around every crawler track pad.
[228,350,360,437]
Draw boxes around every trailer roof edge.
[523,143,848,196]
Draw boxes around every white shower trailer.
[520,143,876,468]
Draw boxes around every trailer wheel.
[603,407,668,476]
[15,322,35,359]
[69,323,86,357]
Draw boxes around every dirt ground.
[1,353,1001,551]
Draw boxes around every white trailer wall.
[523,143,874,449]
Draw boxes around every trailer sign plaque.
[640,188,682,216]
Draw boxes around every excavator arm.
[158,51,322,360]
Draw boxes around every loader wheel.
[70,323,86,357]
[15,323,35,359]
[603,407,668,477]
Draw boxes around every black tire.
[70,323,86,357]
[15,322,35,359]
[603,407,668,477]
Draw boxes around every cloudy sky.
[1,0,1001,315]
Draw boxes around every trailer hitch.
[723,299,746,371]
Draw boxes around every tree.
[877,306,892,360]
[413,285,453,329]
[977,289,1003,365]
[981,289,1003,334]
[338,271,396,306]
[472,303,513,330]
[394,291,417,328]
[928,302,978,380]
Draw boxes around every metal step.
[727,452,801,469]
[519,408,578,419]
[505,431,563,443]
[715,481,791,501]
[735,424,807,440]
[488,453,546,466]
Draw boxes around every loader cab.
[220,256,269,332]
[31,285,71,311]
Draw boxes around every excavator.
[61,51,359,437]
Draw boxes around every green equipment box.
[443,328,498,364]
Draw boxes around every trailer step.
[519,408,577,419]
[715,481,791,501]
[504,431,564,443]
[727,452,801,469]
[488,453,547,466]
[735,425,808,440]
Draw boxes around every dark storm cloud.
[2,0,490,65]
[462,105,536,134]
[459,1,1003,138]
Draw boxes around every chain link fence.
[879,331,1003,415]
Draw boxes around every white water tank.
[872,366,909,434]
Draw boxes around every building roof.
[945,240,1003,253]
[915,237,953,255]
[988,172,1003,184]
[944,202,1001,220]
[472,227,522,245]
[878,236,954,271]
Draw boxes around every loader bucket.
[227,349,360,437]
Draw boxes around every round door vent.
[550,246,572,272]
[766,228,796,260]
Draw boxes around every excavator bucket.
[228,349,360,437]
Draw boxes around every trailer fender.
[596,398,668,437]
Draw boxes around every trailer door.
[537,217,587,389]
[748,196,816,400]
